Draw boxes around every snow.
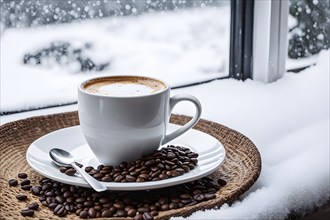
[170,49,330,219]
[0,7,230,113]
[286,54,318,71]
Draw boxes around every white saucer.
[26,123,225,191]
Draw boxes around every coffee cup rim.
[79,75,170,98]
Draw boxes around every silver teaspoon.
[49,148,107,192]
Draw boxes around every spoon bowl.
[49,148,75,167]
[49,148,107,192]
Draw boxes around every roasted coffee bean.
[46,197,55,204]
[89,169,99,175]
[88,207,96,218]
[21,209,34,217]
[8,179,18,186]
[66,197,74,203]
[65,168,76,176]
[76,208,83,216]
[76,162,83,168]
[55,204,67,216]
[166,152,176,159]
[188,152,199,158]
[193,193,205,202]
[27,202,39,210]
[94,205,103,211]
[93,173,104,179]
[45,191,55,197]
[100,169,111,174]
[113,201,125,210]
[20,179,30,186]
[138,207,150,213]
[16,194,27,201]
[69,185,77,192]
[101,209,112,217]
[171,170,180,177]
[169,202,178,209]
[149,205,157,211]
[157,163,165,169]
[48,202,58,210]
[170,197,181,203]
[21,185,32,191]
[59,166,67,173]
[139,173,149,180]
[193,189,202,195]
[159,173,168,180]
[114,175,124,182]
[102,176,112,182]
[76,197,86,203]
[116,209,127,217]
[18,172,28,179]
[151,170,161,179]
[158,197,168,205]
[176,168,185,174]
[80,210,89,219]
[204,193,216,200]
[55,195,65,204]
[31,185,42,195]
[126,175,137,182]
[85,166,94,172]
[144,159,155,166]
[84,200,93,207]
[42,184,52,191]
[181,199,192,204]
[127,208,137,217]
[217,178,227,186]
[160,204,169,211]
[134,214,144,220]
[99,197,110,204]
[63,191,72,198]
[142,212,154,220]
[180,193,192,200]
[151,210,158,216]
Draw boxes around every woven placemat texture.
[0,111,261,219]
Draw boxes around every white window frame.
[252,0,289,83]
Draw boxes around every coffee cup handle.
[162,94,202,145]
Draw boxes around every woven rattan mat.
[0,111,261,219]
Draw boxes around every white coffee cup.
[78,75,202,165]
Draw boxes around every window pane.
[286,0,330,70]
[0,0,230,113]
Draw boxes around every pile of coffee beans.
[9,172,226,219]
[60,145,199,182]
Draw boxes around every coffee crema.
[83,76,167,96]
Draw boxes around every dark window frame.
[229,0,254,80]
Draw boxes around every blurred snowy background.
[1,0,329,113]
[0,0,230,113]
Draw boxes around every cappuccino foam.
[83,76,167,96]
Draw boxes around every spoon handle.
[71,163,107,192]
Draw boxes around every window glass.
[0,0,230,113]
[286,0,330,70]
